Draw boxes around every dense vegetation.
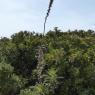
[0,27,95,95]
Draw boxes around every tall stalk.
[43,0,54,35]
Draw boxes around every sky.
[0,0,95,37]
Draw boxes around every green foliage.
[20,84,45,95]
[0,28,95,95]
[0,62,22,95]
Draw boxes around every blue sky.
[0,0,95,37]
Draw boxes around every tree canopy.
[0,28,95,95]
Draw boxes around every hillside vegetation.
[0,28,95,95]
